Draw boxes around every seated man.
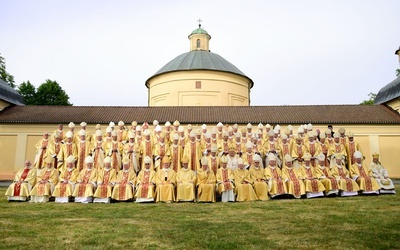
[135,156,156,203]
[197,157,216,202]
[315,153,339,196]
[331,153,359,197]
[111,157,136,202]
[350,151,380,195]
[233,158,258,202]
[30,156,59,203]
[5,160,36,201]
[216,155,235,202]
[301,153,325,198]
[176,156,196,202]
[369,153,396,194]
[94,156,117,203]
[264,154,287,198]
[249,154,268,201]
[52,155,79,203]
[73,156,98,203]
[155,157,176,203]
[281,154,305,199]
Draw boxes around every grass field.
[1,186,400,250]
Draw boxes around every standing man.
[91,130,106,171]
[154,132,171,171]
[58,131,78,172]
[33,132,50,169]
[140,130,154,170]
[183,131,201,172]
[106,130,122,172]
[76,130,91,172]
[123,132,140,173]
[170,134,183,172]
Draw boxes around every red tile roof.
[0,105,399,125]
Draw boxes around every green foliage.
[0,53,15,88]
[17,79,72,106]
[360,92,377,105]
[17,81,36,105]
[34,79,72,106]
[396,68,400,77]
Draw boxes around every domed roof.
[146,50,253,88]
[375,76,400,104]
[0,78,24,106]
[190,27,209,35]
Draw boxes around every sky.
[1,0,399,106]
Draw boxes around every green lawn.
[1,186,399,250]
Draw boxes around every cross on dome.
[197,18,202,28]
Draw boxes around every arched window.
[196,39,200,48]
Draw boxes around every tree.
[18,81,37,105]
[34,79,72,106]
[0,53,15,88]
[360,92,377,105]
[396,68,400,77]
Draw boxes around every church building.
[0,24,400,179]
